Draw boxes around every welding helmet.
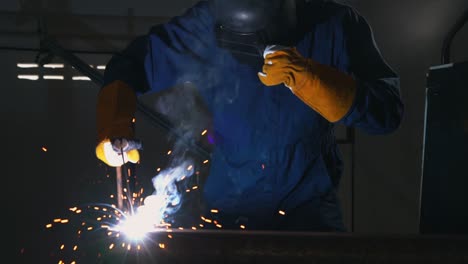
[212,0,299,60]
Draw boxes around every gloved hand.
[258,45,357,122]
[95,80,141,167]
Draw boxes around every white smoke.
[115,160,195,239]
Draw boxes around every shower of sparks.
[36,138,247,262]
[43,160,206,253]
[111,160,197,237]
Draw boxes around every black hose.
[441,8,468,64]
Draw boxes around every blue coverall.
[103,1,404,231]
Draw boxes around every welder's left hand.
[258,46,357,122]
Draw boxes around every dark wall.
[347,0,468,233]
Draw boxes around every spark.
[201,129,207,136]
[240,225,246,229]
[41,147,48,152]
[167,150,172,155]
[210,209,219,213]
[278,210,286,215]
[203,160,209,164]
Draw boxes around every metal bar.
[116,166,124,210]
[40,36,104,84]
[80,231,468,263]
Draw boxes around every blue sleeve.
[103,1,215,95]
[338,8,404,135]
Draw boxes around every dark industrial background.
[5,0,467,262]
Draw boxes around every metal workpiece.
[82,230,468,264]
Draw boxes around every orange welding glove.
[258,46,357,122]
[95,80,140,167]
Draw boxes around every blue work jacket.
[104,1,403,231]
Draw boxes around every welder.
[95,0,404,231]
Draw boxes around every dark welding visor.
[212,0,298,59]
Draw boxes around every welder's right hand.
[95,80,141,167]
[95,138,141,167]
